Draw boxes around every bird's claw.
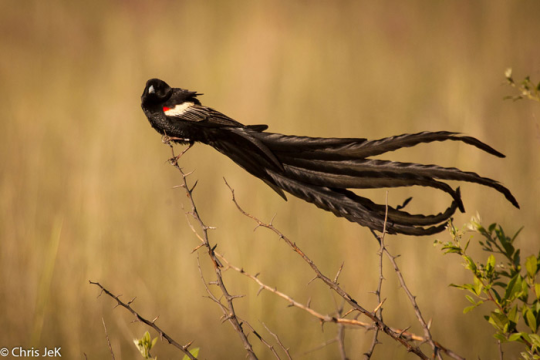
[167,142,194,165]
[161,135,191,145]
[161,135,172,144]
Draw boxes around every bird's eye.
[148,85,155,94]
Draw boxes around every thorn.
[333,262,345,283]
[397,326,411,338]
[183,340,193,350]
[191,244,204,253]
[373,298,386,313]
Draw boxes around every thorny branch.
[382,245,442,360]
[166,140,259,360]
[261,322,293,360]
[224,179,465,360]
[364,192,389,360]
[102,318,116,360]
[89,281,196,360]
[367,194,450,360]
[97,138,464,359]
[218,255,432,341]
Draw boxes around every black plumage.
[141,78,519,236]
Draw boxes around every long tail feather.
[269,171,459,235]
[206,128,518,236]
[278,156,518,208]
[255,131,505,160]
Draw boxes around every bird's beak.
[148,85,155,94]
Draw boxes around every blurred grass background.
[1,1,539,359]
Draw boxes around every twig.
[367,195,447,360]
[262,322,293,360]
[167,142,258,360]
[364,192,389,359]
[225,180,466,360]
[302,338,339,356]
[219,254,435,342]
[336,306,348,360]
[223,180,435,359]
[196,250,280,359]
[382,246,443,359]
[89,281,196,359]
[102,318,116,360]
[241,321,281,360]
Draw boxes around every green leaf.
[442,244,462,254]
[521,332,532,344]
[512,226,524,242]
[491,288,502,304]
[535,283,540,300]
[519,277,529,303]
[504,274,522,301]
[463,298,483,314]
[513,249,521,270]
[529,334,540,346]
[508,304,519,324]
[134,331,157,359]
[526,255,538,279]
[488,311,509,331]
[450,283,474,291]
[473,277,484,296]
[464,238,471,252]
[508,332,523,342]
[182,348,200,360]
[524,307,538,332]
[463,255,477,273]
[486,255,496,278]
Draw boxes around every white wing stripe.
[164,102,194,116]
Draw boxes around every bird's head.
[141,78,173,106]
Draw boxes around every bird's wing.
[164,104,247,127]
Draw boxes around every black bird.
[141,78,519,236]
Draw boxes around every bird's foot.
[161,135,191,145]
[167,141,194,165]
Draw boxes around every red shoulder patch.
[163,107,171,112]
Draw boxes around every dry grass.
[1,1,539,359]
